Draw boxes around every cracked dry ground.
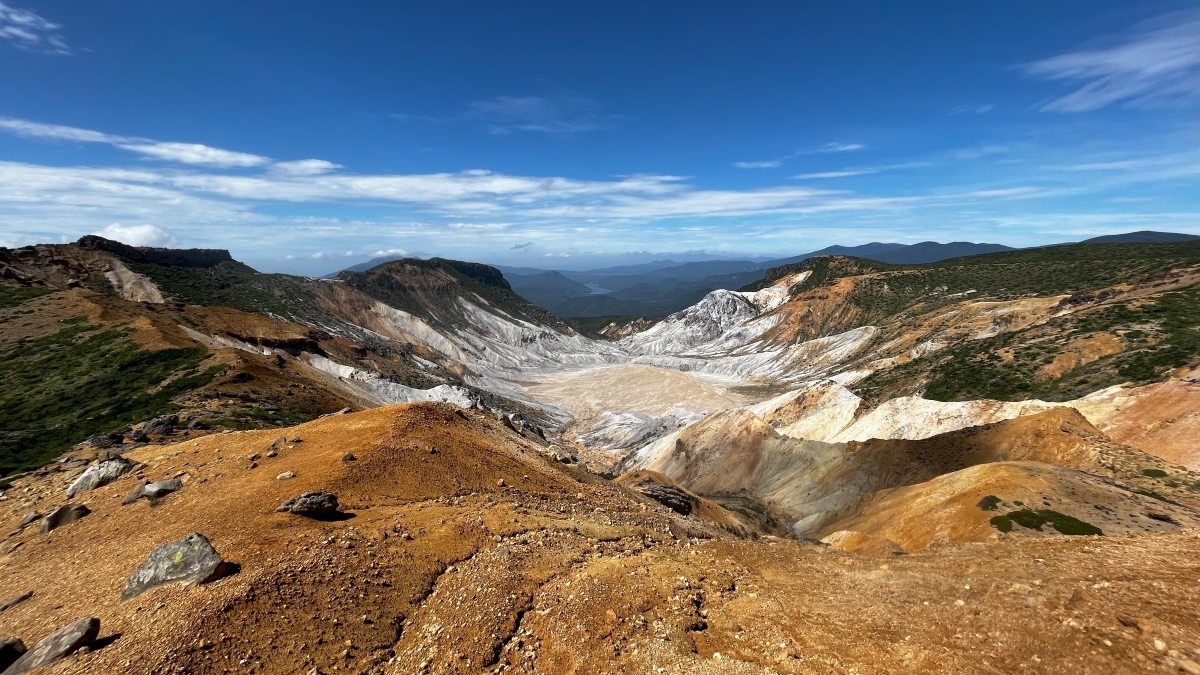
[0,403,1195,675]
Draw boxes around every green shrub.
[989,509,1102,536]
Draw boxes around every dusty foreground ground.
[0,404,1195,675]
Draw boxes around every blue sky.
[0,1,1196,274]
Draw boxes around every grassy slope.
[826,242,1200,402]
[856,287,1199,402]
[0,315,224,474]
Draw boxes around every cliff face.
[75,235,235,268]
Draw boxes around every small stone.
[247,453,261,462]
[0,591,33,613]
[40,504,90,534]
[341,452,357,463]
[497,479,506,487]
[2,617,99,675]
[276,491,339,516]
[249,462,258,469]
[121,533,237,602]
[268,437,288,452]
[1154,638,1167,652]
[276,472,296,480]
[265,450,278,458]
[16,512,41,530]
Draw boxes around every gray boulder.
[1,617,98,675]
[0,638,25,672]
[0,591,32,613]
[120,533,237,603]
[85,433,124,449]
[140,415,178,436]
[40,504,90,534]
[276,490,339,516]
[121,479,183,505]
[65,457,135,498]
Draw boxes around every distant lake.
[585,283,612,295]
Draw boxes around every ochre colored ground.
[0,404,1195,675]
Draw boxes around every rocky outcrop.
[76,235,233,268]
[121,533,237,602]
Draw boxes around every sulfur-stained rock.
[120,533,237,602]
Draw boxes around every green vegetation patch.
[0,285,56,309]
[989,509,1102,536]
[1141,468,1169,478]
[976,495,1002,511]
[0,320,224,475]
[856,286,1199,402]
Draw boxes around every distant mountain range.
[333,231,1196,318]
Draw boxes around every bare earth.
[523,364,761,429]
[0,404,1196,675]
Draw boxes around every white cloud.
[0,116,271,167]
[733,160,783,169]
[949,104,994,115]
[271,159,342,176]
[1023,11,1200,112]
[0,2,69,54]
[371,248,408,257]
[816,143,865,153]
[467,95,621,134]
[96,223,180,248]
[793,169,878,179]
[115,142,270,168]
[0,117,116,143]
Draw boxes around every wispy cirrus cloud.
[949,104,994,115]
[0,2,69,54]
[734,141,865,169]
[0,117,346,171]
[466,95,622,134]
[792,169,878,179]
[1022,11,1200,112]
[0,116,1193,271]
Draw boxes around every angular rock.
[276,490,338,516]
[65,457,135,498]
[0,588,32,610]
[276,471,296,480]
[145,479,182,499]
[638,483,693,516]
[0,638,25,672]
[40,504,90,534]
[122,481,147,505]
[140,415,178,436]
[2,617,98,675]
[341,452,357,462]
[0,591,32,613]
[16,512,41,530]
[546,446,577,464]
[268,436,288,452]
[126,429,148,443]
[120,533,237,602]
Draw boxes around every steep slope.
[625,406,1198,540]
